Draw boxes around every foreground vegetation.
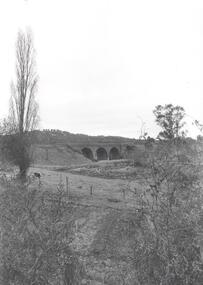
[0,138,202,284]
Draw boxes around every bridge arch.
[109,147,120,160]
[96,147,108,161]
[82,147,94,160]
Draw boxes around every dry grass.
[29,165,144,211]
[32,144,89,166]
[26,163,146,284]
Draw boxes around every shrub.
[132,139,203,284]
[0,177,84,284]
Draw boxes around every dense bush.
[132,139,203,284]
[0,177,84,284]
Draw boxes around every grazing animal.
[33,172,41,179]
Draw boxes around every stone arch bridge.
[67,141,145,161]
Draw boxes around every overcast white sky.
[0,0,203,138]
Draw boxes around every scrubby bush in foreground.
[132,139,203,284]
[0,178,84,284]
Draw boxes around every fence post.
[59,173,62,185]
[75,220,78,232]
[66,177,69,198]
[90,185,93,196]
[122,188,126,200]
[38,176,41,189]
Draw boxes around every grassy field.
[2,142,202,284]
[29,162,143,211]
[32,143,89,166]
[28,160,145,284]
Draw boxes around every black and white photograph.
[0,0,203,284]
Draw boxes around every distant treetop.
[153,104,187,140]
